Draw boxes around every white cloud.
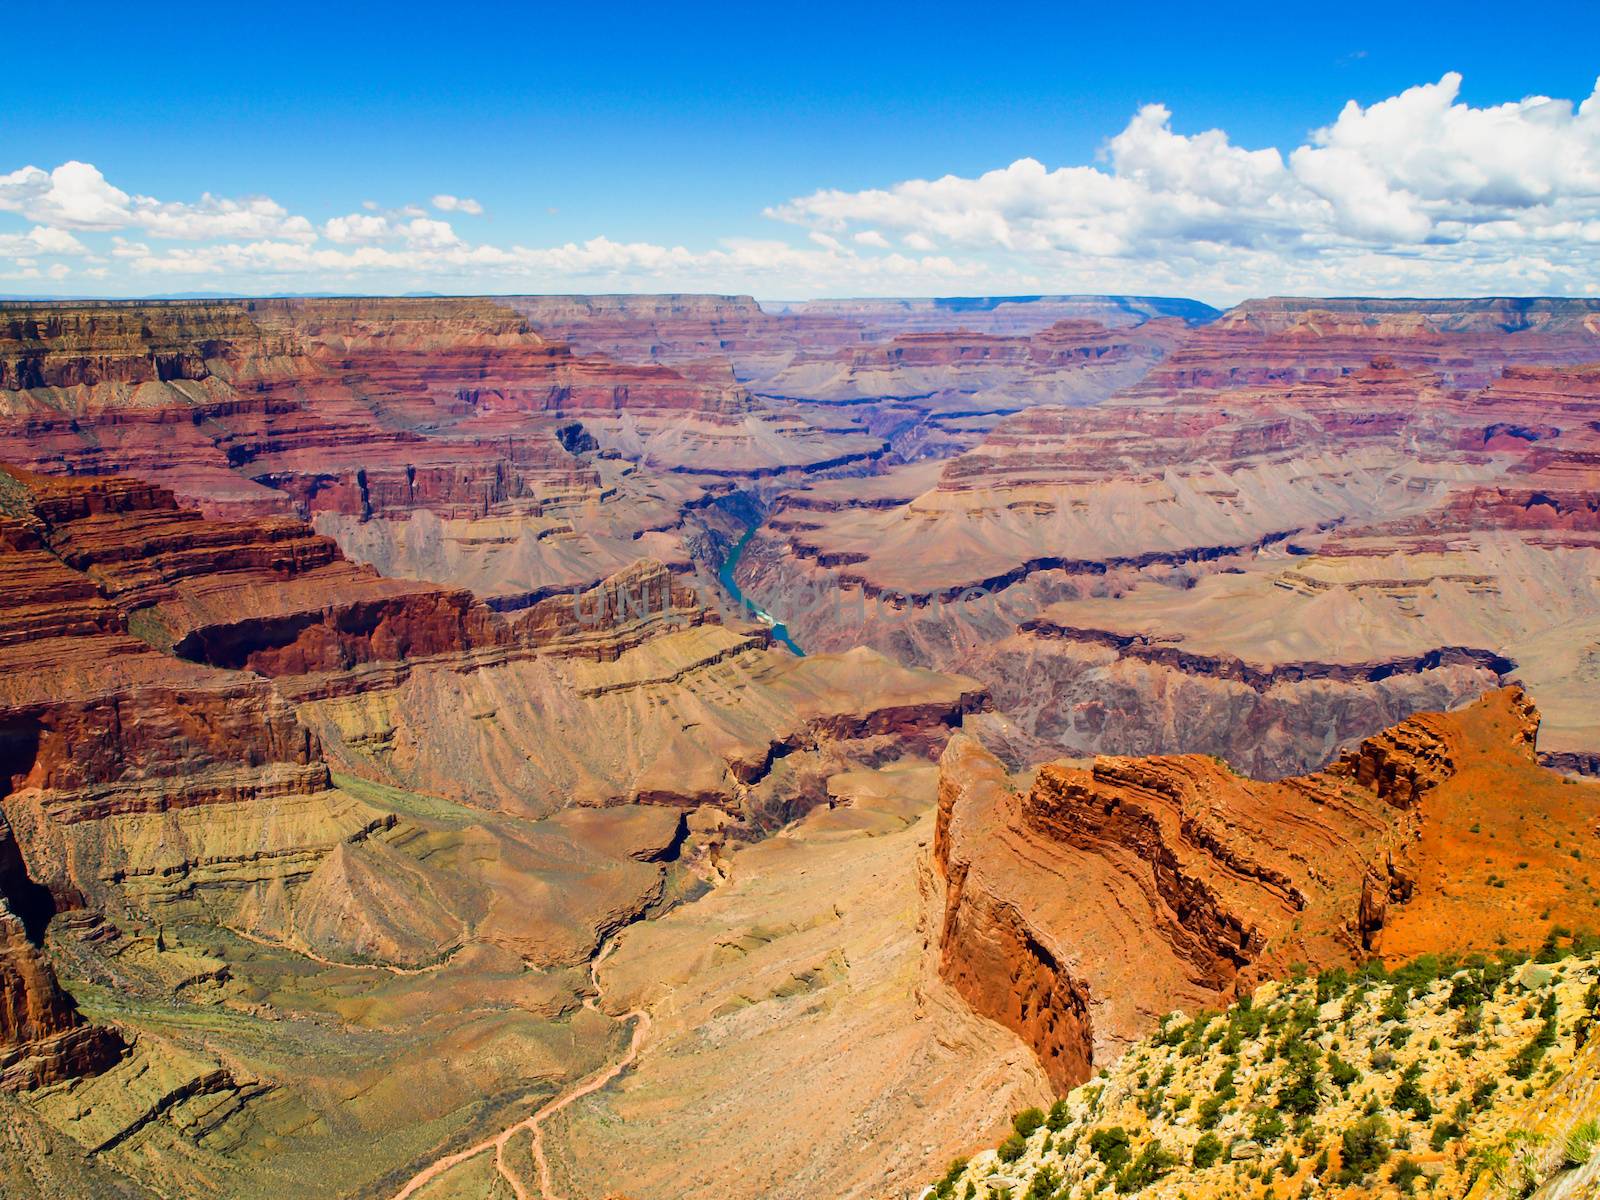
[0,226,90,256]
[401,217,462,248]
[0,161,314,241]
[770,73,1600,298]
[322,213,395,244]
[135,193,315,242]
[5,75,1600,301]
[0,162,132,230]
[432,194,484,215]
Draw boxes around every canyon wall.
[931,687,1592,1089]
[736,300,1600,775]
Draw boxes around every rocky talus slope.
[929,942,1600,1200]
[508,762,1054,1200]
[932,688,1600,1091]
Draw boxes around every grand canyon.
[9,18,1600,1198]
[0,287,1593,1200]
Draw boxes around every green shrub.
[1193,1133,1225,1169]
[1392,1065,1436,1121]
[1279,1065,1321,1116]
[996,1133,1026,1164]
[1510,1008,1559,1079]
[1089,1126,1133,1171]
[1024,1164,1061,1200]
[1045,1098,1071,1132]
[1316,967,1351,1004]
[1430,1120,1464,1151]
[1391,1156,1423,1193]
[1336,1116,1391,1184]
[1379,987,1409,1023]
[1448,970,1489,1009]
[933,1157,967,1198]
[1115,1140,1176,1193]
[1564,1118,1600,1168]
[1252,1109,1288,1144]
[1327,1054,1359,1089]
[1012,1107,1046,1138]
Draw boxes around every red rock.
[932,686,1593,1090]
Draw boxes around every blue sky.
[3,1,1598,301]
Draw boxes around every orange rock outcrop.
[932,687,1594,1090]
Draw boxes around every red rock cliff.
[931,686,1585,1090]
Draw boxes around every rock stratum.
[0,456,986,1198]
[734,297,1600,776]
[0,291,1596,1200]
[932,687,1600,1090]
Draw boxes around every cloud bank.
[3,73,1597,301]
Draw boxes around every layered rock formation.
[0,814,122,1091]
[931,687,1598,1089]
[1,289,1596,1200]
[0,297,888,613]
[735,303,1600,774]
[512,293,1217,378]
[512,294,1217,464]
[0,456,990,1198]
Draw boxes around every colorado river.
[718,525,806,656]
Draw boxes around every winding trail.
[391,937,650,1200]
[225,925,466,977]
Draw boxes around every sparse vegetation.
[929,947,1599,1200]
[1089,1126,1133,1171]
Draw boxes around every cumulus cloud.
[0,225,90,257]
[432,194,484,215]
[4,75,1599,300]
[0,162,132,230]
[322,213,395,244]
[770,73,1600,297]
[322,212,462,248]
[0,160,314,240]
